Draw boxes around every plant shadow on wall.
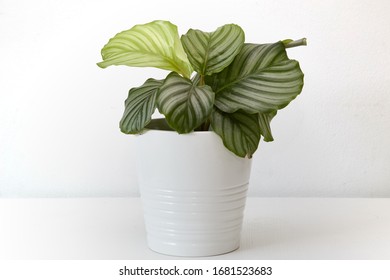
[97,20,306,257]
[97,20,306,158]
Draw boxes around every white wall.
[1,0,389,197]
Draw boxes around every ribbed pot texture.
[134,130,252,257]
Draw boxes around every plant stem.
[202,119,211,131]
[284,38,307,48]
[199,75,210,130]
[199,75,205,86]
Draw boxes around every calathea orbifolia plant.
[97,20,306,158]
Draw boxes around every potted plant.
[97,20,306,257]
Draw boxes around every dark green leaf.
[157,72,215,133]
[120,78,163,134]
[209,42,304,114]
[258,111,277,142]
[211,108,261,158]
[144,118,174,131]
[181,24,244,75]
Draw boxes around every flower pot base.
[147,239,240,257]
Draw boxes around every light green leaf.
[97,20,193,78]
[258,111,277,142]
[120,78,164,134]
[181,24,245,75]
[210,42,304,114]
[157,72,215,133]
[211,108,261,158]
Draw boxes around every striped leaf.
[120,78,163,134]
[211,108,261,158]
[258,111,277,142]
[181,24,245,75]
[210,42,304,114]
[157,72,215,133]
[97,20,193,78]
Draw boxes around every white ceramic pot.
[134,130,252,257]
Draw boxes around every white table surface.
[0,197,389,260]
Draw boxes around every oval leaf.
[210,42,304,113]
[211,108,261,158]
[157,72,215,133]
[97,20,193,78]
[181,24,245,75]
[120,78,164,134]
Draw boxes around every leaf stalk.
[284,38,307,48]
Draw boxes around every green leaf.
[181,24,245,75]
[144,118,173,131]
[258,111,277,142]
[210,42,304,114]
[157,72,215,133]
[97,20,193,78]
[211,108,261,158]
[120,78,164,134]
